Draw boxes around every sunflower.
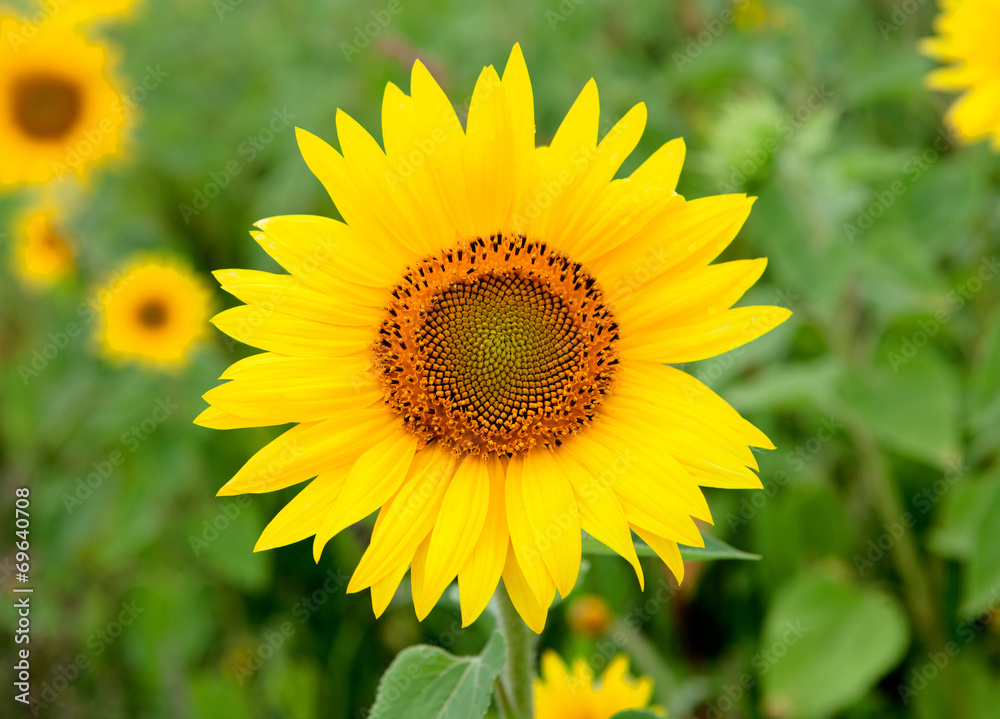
[99,259,210,365]
[0,13,128,187]
[197,45,789,632]
[920,0,1000,147]
[13,202,75,285]
[535,651,659,718]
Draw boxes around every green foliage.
[368,632,505,719]
[761,573,910,718]
[1,0,999,717]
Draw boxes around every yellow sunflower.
[99,259,210,365]
[13,202,75,285]
[0,13,128,187]
[535,651,659,718]
[920,0,1000,147]
[197,45,789,632]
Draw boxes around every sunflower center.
[137,298,169,329]
[374,235,619,454]
[11,74,83,140]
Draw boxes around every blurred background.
[1,0,999,717]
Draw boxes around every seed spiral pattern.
[373,234,619,454]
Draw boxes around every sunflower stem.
[493,585,536,719]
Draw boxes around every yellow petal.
[194,405,287,430]
[210,305,373,358]
[203,355,380,423]
[252,214,399,297]
[501,543,554,634]
[458,455,510,627]
[217,408,398,496]
[552,447,644,590]
[294,129,422,265]
[630,137,686,191]
[619,305,792,363]
[371,561,410,618]
[213,268,379,326]
[505,453,557,601]
[631,525,685,584]
[254,472,348,551]
[421,456,491,612]
[501,43,537,235]
[347,444,453,593]
[313,429,419,560]
[464,65,517,236]
[519,448,581,598]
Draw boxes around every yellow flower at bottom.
[0,13,129,187]
[13,205,75,285]
[536,652,659,719]
[98,260,210,365]
[920,0,1000,147]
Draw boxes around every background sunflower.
[1,1,999,718]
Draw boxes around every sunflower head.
[920,0,1000,147]
[99,259,210,365]
[198,45,789,632]
[535,651,660,719]
[13,203,75,285]
[0,13,129,187]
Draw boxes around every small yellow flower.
[535,651,660,719]
[920,0,1000,147]
[98,260,210,365]
[0,13,129,187]
[13,204,75,285]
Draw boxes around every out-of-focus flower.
[13,202,75,285]
[535,651,660,718]
[568,595,613,637]
[98,259,210,365]
[0,13,129,188]
[920,0,1000,148]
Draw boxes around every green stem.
[853,426,971,719]
[493,586,537,719]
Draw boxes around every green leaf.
[368,631,506,719]
[581,532,760,562]
[840,348,960,467]
[929,470,999,561]
[610,711,663,718]
[761,573,910,718]
[962,467,1000,616]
